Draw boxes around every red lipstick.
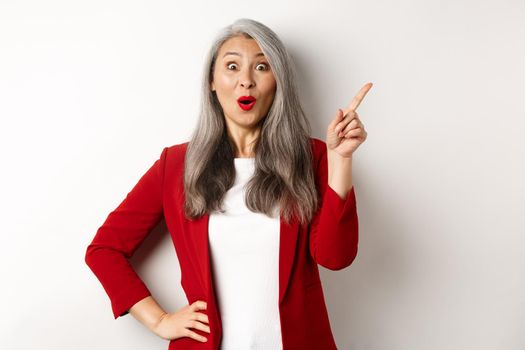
[237,95,256,111]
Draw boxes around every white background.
[1,0,524,349]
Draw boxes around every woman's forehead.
[218,36,265,58]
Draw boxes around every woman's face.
[211,36,277,132]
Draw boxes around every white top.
[208,158,283,349]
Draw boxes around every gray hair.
[183,18,318,225]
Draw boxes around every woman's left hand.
[326,82,373,158]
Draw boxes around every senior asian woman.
[85,17,372,350]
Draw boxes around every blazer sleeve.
[309,144,359,271]
[85,147,168,319]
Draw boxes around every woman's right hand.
[153,301,211,343]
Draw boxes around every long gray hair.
[184,18,319,226]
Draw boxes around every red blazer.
[85,137,359,350]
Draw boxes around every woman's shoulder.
[309,137,327,162]
[156,141,189,170]
[309,137,326,150]
[160,141,188,158]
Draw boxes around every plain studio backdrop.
[1,0,524,349]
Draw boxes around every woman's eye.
[226,62,269,71]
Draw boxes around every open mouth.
[237,96,256,111]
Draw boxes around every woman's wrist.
[128,296,168,333]
[327,148,354,199]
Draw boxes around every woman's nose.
[239,71,255,88]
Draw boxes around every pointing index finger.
[346,82,373,113]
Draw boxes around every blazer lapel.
[278,216,300,304]
[192,212,213,295]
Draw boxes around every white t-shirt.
[208,157,283,349]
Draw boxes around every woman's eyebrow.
[222,51,265,58]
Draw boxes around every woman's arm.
[85,147,168,319]
[327,148,353,199]
[308,142,359,271]
[310,83,371,270]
